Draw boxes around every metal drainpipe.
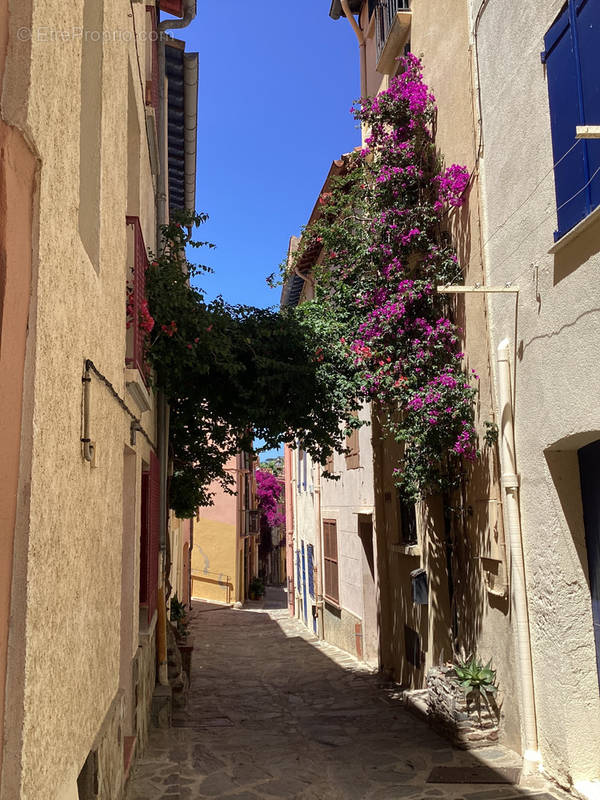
[313,462,325,639]
[340,0,368,99]
[497,339,541,773]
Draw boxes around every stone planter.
[178,643,193,685]
[426,666,500,749]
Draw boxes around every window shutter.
[307,544,315,598]
[576,0,600,213]
[139,452,160,625]
[323,520,339,605]
[126,217,150,380]
[345,417,360,470]
[544,6,588,239]
[296,548,301,591]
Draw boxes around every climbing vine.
[292,54,480,500]
[255,469,285,528]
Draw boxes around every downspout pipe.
[340,0,368,99]
[313,462,325,639]
[497,339,541,772]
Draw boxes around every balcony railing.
[375,0,411,73]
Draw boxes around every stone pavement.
[126,592,569,800]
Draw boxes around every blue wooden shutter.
[543,3,588,238]
[307,544,315,598]
[296,548,301,589]
[576,0,600,212]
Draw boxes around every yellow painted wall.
[192,519,237,604]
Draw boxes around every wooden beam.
[436,285,519,294]
[576,125,600,139]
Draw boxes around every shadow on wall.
[553,212,600,285]
[544,432,600,584]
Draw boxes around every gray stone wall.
[96,691,126,800]
[136,614,157,755]
[426,667,500,749]
[323,603,362,660]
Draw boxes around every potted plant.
[426,655,500,748]
[170,594,193,683]
[248,576,265,601]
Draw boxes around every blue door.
[578,439,600,691]
[301,542,308,626]
[307,544,316,633]
[296,548,302,619]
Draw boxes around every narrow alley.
[126,590,565,800]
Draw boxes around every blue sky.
[179,2,362,457]
[183,2,361,306]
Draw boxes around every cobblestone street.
[126,591,566,800]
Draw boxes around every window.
[307,544,315,598]
[397,490,417,545]
[542,0,600,240]
[139,452,160,626]
[323,520,340,605]
[345,421,360,470]
[126,217,150,381]
[325,451,334,475]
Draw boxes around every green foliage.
[170,593,189,640]
[483,420,499,448]
[249,576,265,598]
[453,655,498,703]
[144,211,362,517]
[170,593,187,621]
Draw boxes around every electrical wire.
[442,151,600,292]
[480,138,583,253]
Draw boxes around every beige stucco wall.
[1,1,159,796]
[474,0,600,785]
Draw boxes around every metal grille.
[125,216,149,381]
[376,0,411,62]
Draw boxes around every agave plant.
[453,655,498,705]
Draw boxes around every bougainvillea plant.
[255,469,285,528]
[291,54,479,500]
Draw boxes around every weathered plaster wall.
[475,0,600,785]
[1,1,159,796]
